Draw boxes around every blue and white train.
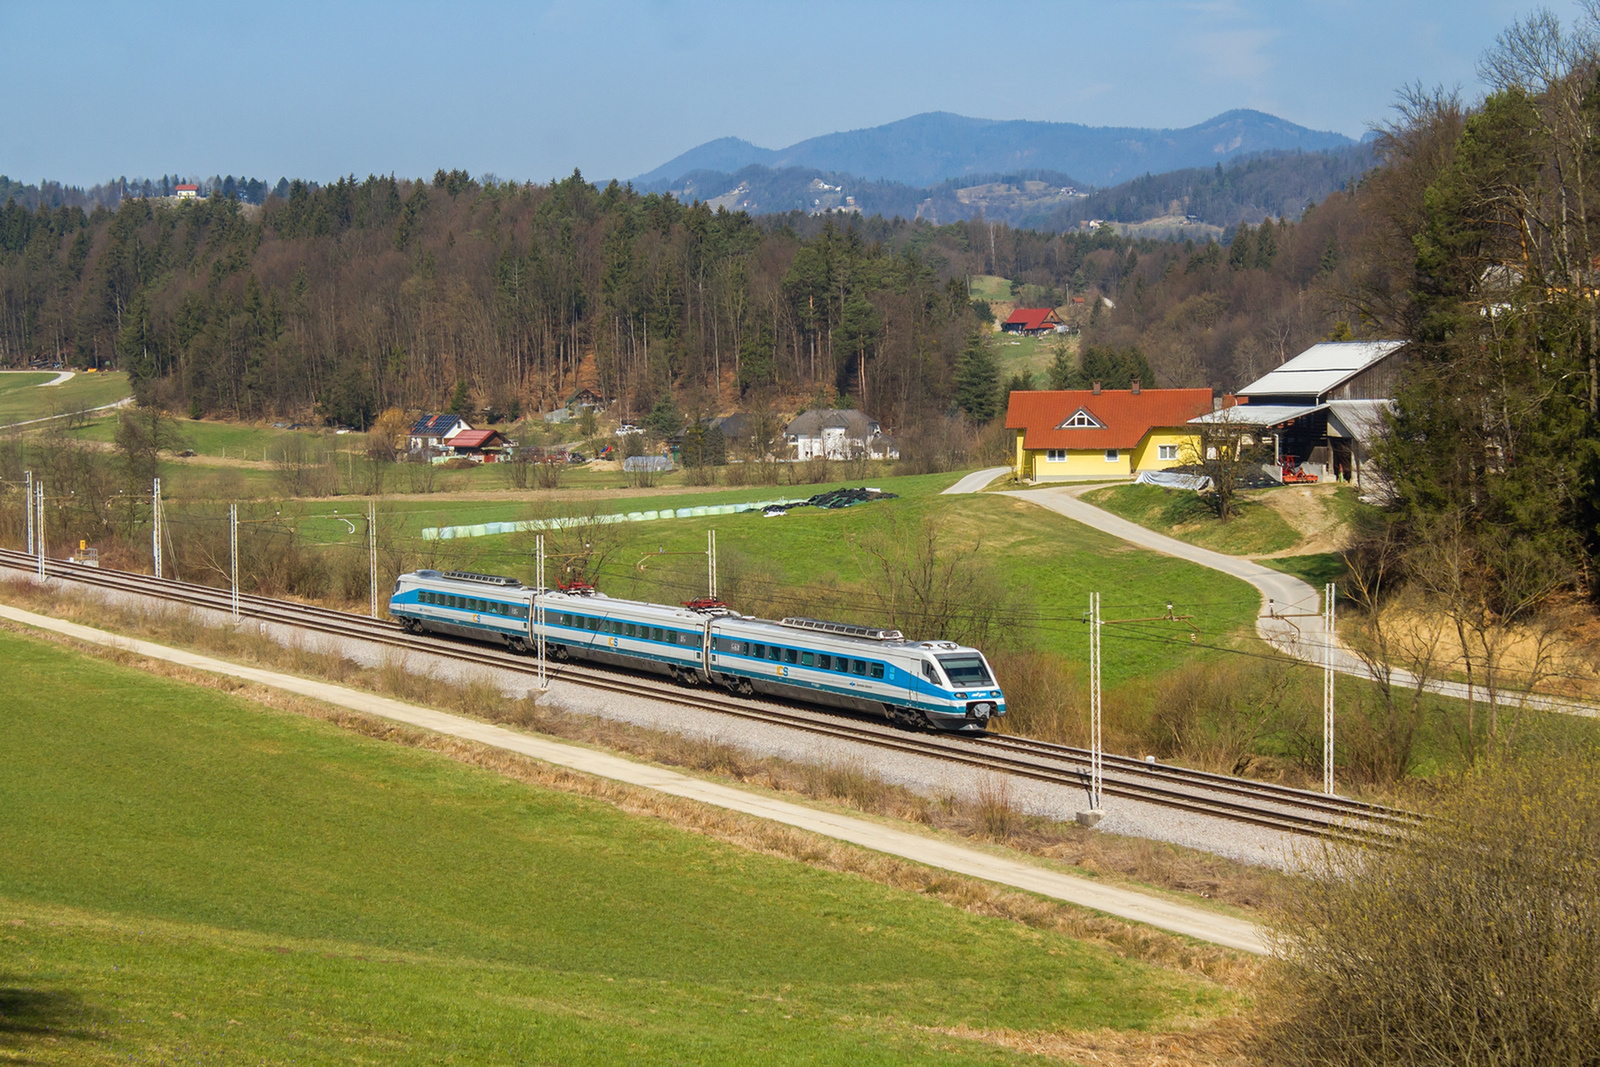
[388,569,1006,731]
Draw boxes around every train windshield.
[936,654,992,686]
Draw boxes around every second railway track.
[0,548,1418,842]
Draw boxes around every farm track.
[0,548,1418,843]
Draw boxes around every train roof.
[400,571,978,652]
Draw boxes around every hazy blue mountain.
[635,109,1355,190]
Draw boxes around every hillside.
[636,108,1356,188]
[650,143,1374,231]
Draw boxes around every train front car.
[910,642,1007,731]
[705,614,1006,732]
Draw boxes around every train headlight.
[955,692,968,699]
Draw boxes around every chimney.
[1092,380,1102,395]
[1130,377,1141,395]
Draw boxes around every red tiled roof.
[1005,388,1213,450]
[448,429,505,449]
[1003,307,1062,331]
[175,184,199,191]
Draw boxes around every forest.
[0,164,1375,433]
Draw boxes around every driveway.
[940,466,1011,495]
[1006,487,1599,718]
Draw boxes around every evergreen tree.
[954,334,1001,421]
[1227,222,1255,270]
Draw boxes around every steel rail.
[1,549,1407,841]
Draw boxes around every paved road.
[941,466,1011,495]
[0,601,1269,955]
[1007,487,1599,718]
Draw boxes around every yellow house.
[1005,384,1213,481]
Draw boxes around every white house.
[784,409,898,460]
[173,183,200,200]
[408,413,472,453]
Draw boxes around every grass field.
[0,371,58,392]
[967,274,1014,303]
[396,473,1262,688]
[0,628,1236,1063]
[1082,484,1302,556]
[0,371,129,426]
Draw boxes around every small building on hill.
[567,387,608,413]
[408,414,472,453]
[444,428,510,463]
[1191,340,1407,485]
[173,183,200,200]
[784,409,898,460]
[1001,307,1066,336]
[1006,382,1213,480]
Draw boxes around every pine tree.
[1227,222,1255,270]
[954,334,1001,421]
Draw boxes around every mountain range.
[634,109,1357,190]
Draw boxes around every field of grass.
[994,334,1072,386]
[0,629,1235,1063]
[1261,553,1347,589]
[394,473,1261,688]
[0,371,129,425]
[0,371,57,391]
[1083,484,1301,556]
[967,274,1014,303]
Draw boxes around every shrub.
[1258,753,1600,1066]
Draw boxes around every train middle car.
[388,569,1006,731]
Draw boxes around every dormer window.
[1056,408,1104,430]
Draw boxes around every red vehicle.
[1281,455,1318,484]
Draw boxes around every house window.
[1104,449,1120,462]
[1057,408,1104,429]
[1158,444,1178,461]
[1046,449,1068,463]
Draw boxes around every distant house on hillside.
[443,428,510,463]
[173,183,199,200]
[1006,381,1212,481]
[408,413,472,453]
[567,387,608,413]
[1001,307,1066,336]
[784,409,898,460]
[1191,339,1407,486]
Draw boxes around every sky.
[0,0,1570,188]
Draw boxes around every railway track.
[0,548,1418,842]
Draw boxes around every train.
[387,568,1006,732]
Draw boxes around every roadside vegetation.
[1082,483,1302,556]
[0,625,1248,1064]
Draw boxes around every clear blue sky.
[0,0,1563,188]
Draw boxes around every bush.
[1259,753,1600,1066]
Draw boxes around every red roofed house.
[444,428,510,463]
[173,183,200,200]
[1001,307,1066,336]
[1005,382,1213,480]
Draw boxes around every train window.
[801,652,814,667]
[446,596,457,608]
[750,643,763,658]
[870,663,884,679]
[817,654,831,670]
[624,624,635,638]
[784,648,798,664]
[922,661,940,684]
[936,655,993,686]
[687,635,701,649]
[766,646,779,661]
[852,660,866,675]
[587,618,599,631]
[420,592,431,604]
[650,627,661,642]
[836,658,850,673]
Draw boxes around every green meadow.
[0,371,130,425]
[0,628,1236,1064]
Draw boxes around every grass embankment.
[1082,484,1303,556]
[967,274,1013,303]
[0,371,129,425]
[0,627,1240,1063]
